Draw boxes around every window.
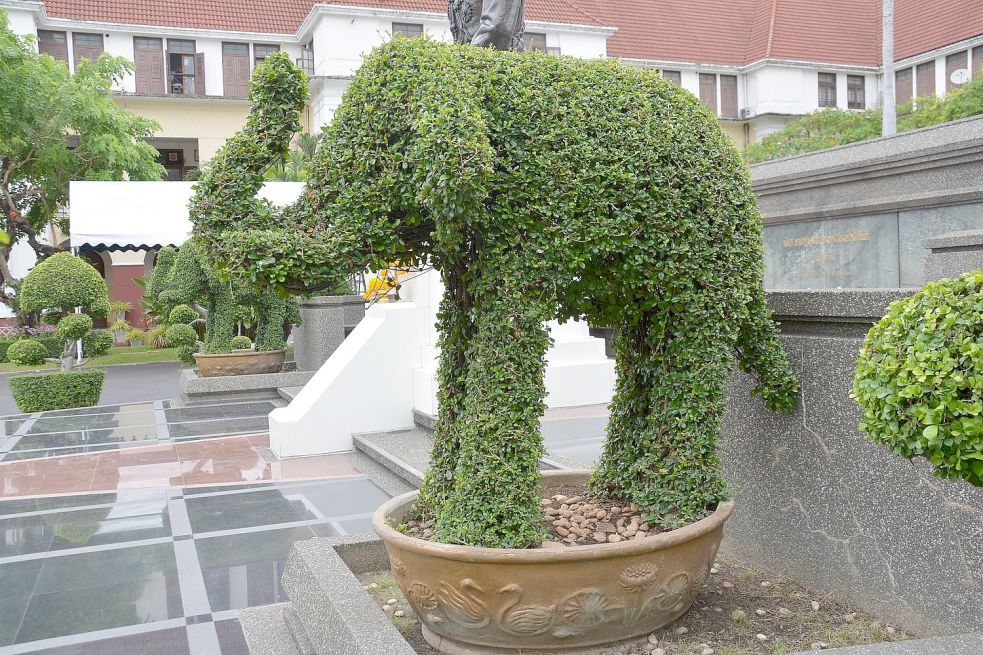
[297,45,314,76]
[818,72,837,107]
[946,51,968,92]
[699,73,717,114]
[525,33,547,53]
[974,46,983,79]
[895,67,913,104]
[661,70,681,85]
[37,30,68,62]
[134,37,165,94]
[392,23,424,38]
[720,74,738,118]
[915,60,935,98]
[167,39,201,95]
[72,32,103,68]
[546,47,561,56]
[254,44,280,67]
[222,42,250,97]
[847,75,865,109]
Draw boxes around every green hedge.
[9,369,105,412]
[230,335,253,350]
[0,335,60,362]
[853,271,983,486]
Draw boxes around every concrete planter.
[193,349,285,377]
[294,295,366,371]
[373,470,732,653]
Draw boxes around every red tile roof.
[39,0,983,66]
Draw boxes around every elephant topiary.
[150,240,296,355]
[191,40,798,548]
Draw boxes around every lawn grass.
[0,345,180,374]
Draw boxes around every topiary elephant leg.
[434,291,551,548]
[419,271,474,515]
[205,287,235,354]
[253,292,287,352]
[595,309,733,532]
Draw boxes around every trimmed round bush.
[230,335,253,350]
[7,339,48,366]
[9,370,105,412]
[56,313,93,343]
[165,323,197,348]
[853,271,983,486]
[169,304,199,325]
[82,329,114,357]
[19,253,108,313]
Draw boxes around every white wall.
[5,7,37,36]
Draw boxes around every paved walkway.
[0,361,183,416]
[0,398,394,654]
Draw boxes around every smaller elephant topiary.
[853,270,983,486]
[169,304,200,325]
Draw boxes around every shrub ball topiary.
[7,339,48,366]
[169,304,199,325]
[230,335,253,350]
[166,324,198,364]
[82,329,114,357]
[192,41,797,547]
[56,313,94,343]
[9,370,105,412]
[0,337,17,363]
[19,252,108,314]
[853,271,983,486]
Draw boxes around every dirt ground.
[358,556,910,655]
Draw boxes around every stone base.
[180,367,314,404]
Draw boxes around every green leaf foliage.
[746,72,983,163]
[176,345,198,365]
[55,313,93,343]
[192,38,798,547]
[9,370,104,412]
[6,338,47,366]
[0,10,164,315]
[169,304,200,325]
[19,252,108,314]
[165,323,197,348]
[82,329,114,357]
[230,335,253,350]
[853,271,983,486]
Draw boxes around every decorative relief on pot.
[497,584,555,636]
[620,563,660,592]
[408,582,438,611]
[437,579,489,628]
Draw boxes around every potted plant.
[9,252,109,412]
[192,43,799,650]
[853,271,983,486]
[108,300,132,344]
[127,328,146,346]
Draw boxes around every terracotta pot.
[193,349,285,377]
[373,470,733,653]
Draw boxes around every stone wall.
[751,115,983,289]
[720,289,983,636]
[293,295,365,372]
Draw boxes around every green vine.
[193,40,798,547]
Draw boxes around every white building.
[1,0,981,323]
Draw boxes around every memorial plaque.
[898,202,983,287]
[763,213,900,289]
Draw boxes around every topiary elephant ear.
[20,252,109,313]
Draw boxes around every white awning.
[69,181,305,252]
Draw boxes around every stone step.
[283,604,316,655]
[238,603,302,655]
[352,427,432,488]
[278,386,304,402]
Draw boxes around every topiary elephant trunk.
[192,41,799,548]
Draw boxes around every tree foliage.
[746,73,983,163]
[0,10,163,316]
[18,252,108,369]
[193,40,797,547]
[853,271,983,486]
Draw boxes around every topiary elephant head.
[191,40,799,548]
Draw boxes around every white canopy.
[69,181,305,251]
